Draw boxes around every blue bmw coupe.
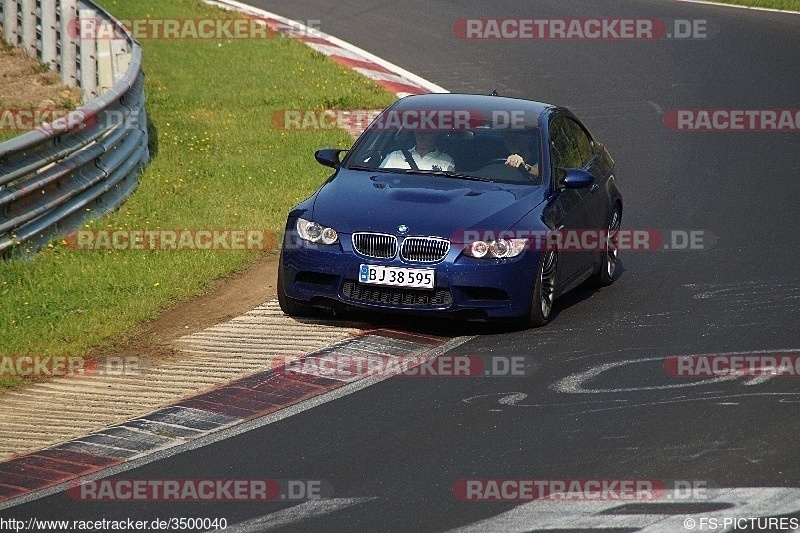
[278,93,622,327]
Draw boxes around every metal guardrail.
[0,0,148,259]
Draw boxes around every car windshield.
[344,119,543,185]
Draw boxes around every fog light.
[470,241,488,258]
[321,227,338,244]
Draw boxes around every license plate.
[359,264,434,289]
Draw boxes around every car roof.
[389,93,556,128]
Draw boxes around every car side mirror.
[562,169,595,189]
[315,148,347,169]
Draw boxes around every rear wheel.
[527,249,558,328]
[592,206,621,287]
[277,254,321,318]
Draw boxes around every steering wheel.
[483,157,533,179]
[356,149,384,166]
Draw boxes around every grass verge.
[0,0,396,388]
[703,0,800,11]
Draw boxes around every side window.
[569,119,594,167]
[550,116,582,182]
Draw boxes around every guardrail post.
[59,0,77,86]
[20,0,36,57]
[2,0,19,46]
[40,0,57,69]
[111,38,130,82]
[96,19,113,92]
[78,7,97,101]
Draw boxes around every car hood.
[310,169,548,241]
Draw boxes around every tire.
[592,206,621,287]
[527,249,558,328]
[277,254,320,318]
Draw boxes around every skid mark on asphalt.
[215,497,378,532]
[448,488,800,532]
[528,279,800,334]
[684,280,800,320]
[564,100,665,120]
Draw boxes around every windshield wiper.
[403,169,493,182]
[346,166,494,182]
[345,165,395,173]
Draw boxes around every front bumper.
[280,233,540,320]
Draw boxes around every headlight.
[296,218,339,245]
[463,238,527,259]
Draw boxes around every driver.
[502,129,539,177]
[380,130,455,171]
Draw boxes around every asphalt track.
[2,0,799,531]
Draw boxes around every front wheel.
[592,206,621,287]
[526,249,558,328]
